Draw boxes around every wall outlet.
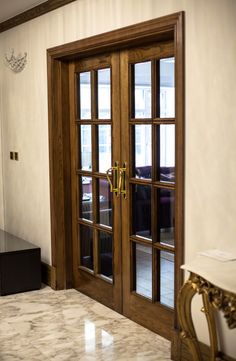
[10,151,19,161]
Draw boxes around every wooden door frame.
[47,7,184,327]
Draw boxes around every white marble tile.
[0,285,171,360]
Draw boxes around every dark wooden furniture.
[0,229,41,295]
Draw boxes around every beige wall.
[0,0,236,355]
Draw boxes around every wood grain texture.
[48,57,69,290]
[0,0,76,33]
[75,270,114,310]
[173,9,185,331]
[61,61,73,289]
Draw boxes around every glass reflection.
[79,72,91,119]
[84,320,113,353]
[160,57,175,118]
[98,68,111,119]
[98,125,111,173]
[134,61,151,118]
[158,188,175,247]
[134,124,152,179]
[132,185,151,239]
[160,251,174,308]
[159,124,175,183]
[101,330,113,347]
[135,243,152,299]
[99,231,113,280]
[81,176,93,221]
[80,225,93,270]
[99,179,112,227]
[80,125,92,171]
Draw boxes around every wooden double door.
[69,40,178,339]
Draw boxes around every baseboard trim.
[41,262,56,289]
[171,330,236,361]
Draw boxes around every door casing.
[47,10,184,337]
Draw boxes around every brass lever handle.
[106,167,113,192]
[119,162,127,198]
[106,161,119,196]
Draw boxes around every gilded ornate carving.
[190,274,236,329]
[178,271,236,361]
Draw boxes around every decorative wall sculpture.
[5,49,27,73]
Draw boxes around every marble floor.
[0,285,171,361]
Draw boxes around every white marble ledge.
[181,255,236,294]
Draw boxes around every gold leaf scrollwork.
[190,274,236,329]
[208,288,223,309]
[191,275,211,294]
[221,294,236,329]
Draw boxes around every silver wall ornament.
[5,49,27,73]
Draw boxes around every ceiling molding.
[0,0,76,33]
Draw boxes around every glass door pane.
[98,68,111,119]
[134,243,152,299]
[79,72,91,119]
[160,58,175,118]
[80,125,92,171]
[157,188,175,247]
[158,124,175,183]
[134,124,152,179]
[98,124,111,173]
[133,61,152,119]
[80,224,94,271]
[99,231,113,280]
[132,184,151,239]
[80,176,93,221]
[160,250,174,308]
[98,179,112,227]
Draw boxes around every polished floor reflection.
[0,285,171,360]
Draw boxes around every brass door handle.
[106,161,127,198]
[106,161,119,196]
[119,162,127,198]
